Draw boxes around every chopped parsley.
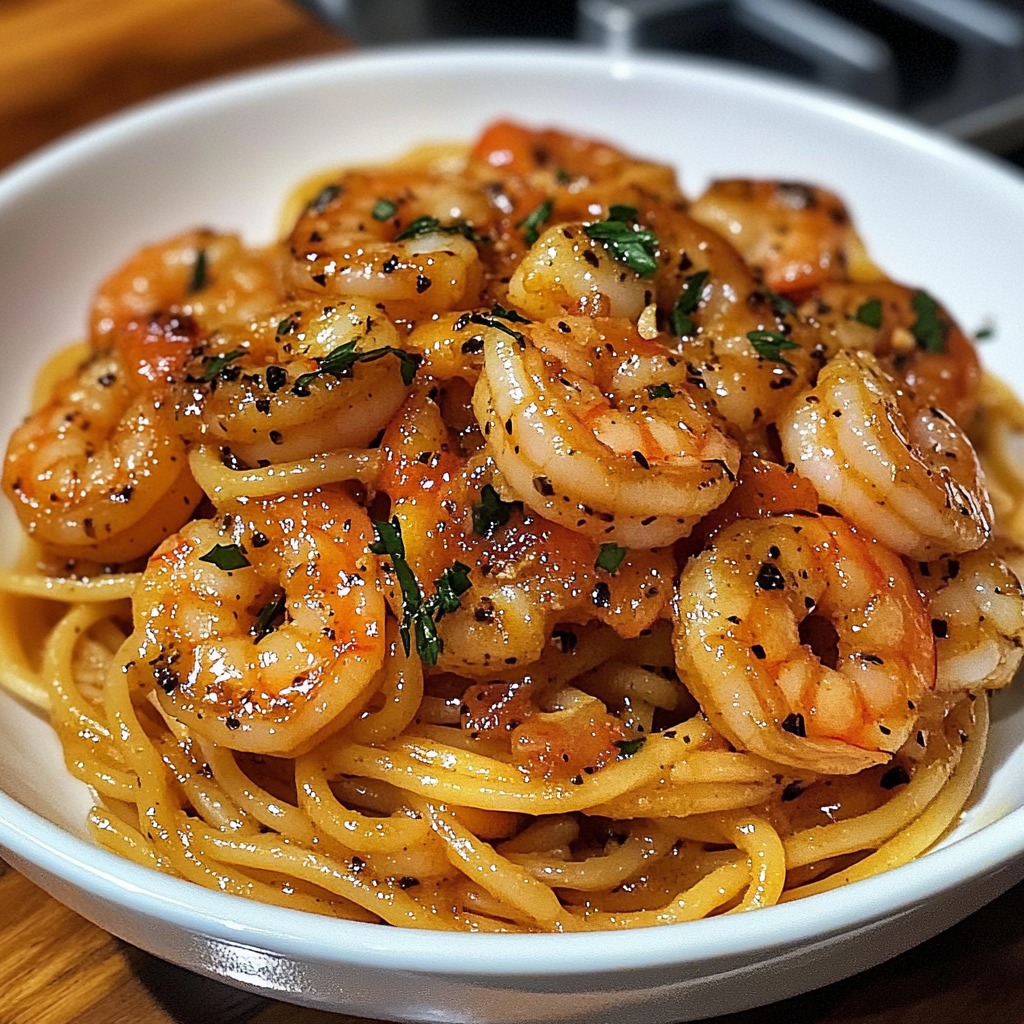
[614,736,647,757]
[853,298,883,329]
[517,198,553,246]
[292,342,420,392]
[198,348,246,383]
[646,382,674,400]
[251,593,286,642]
[670,269,710,337]
[595,542,627,574]
[372,198,398,221]
[910,290,948,353]
[199,543,250,571]
[583,207,659,277]
[187,249,208,294]
[467,307,531,344]
[394,216,481,242]
[974,321,996,342]
[760,287,797,317]
[472,484,515,538]
[370,517,473,665]
[747,330,800,372]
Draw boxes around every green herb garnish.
[747,330,800,372]
[372,198,398,221]
[370,517,473,665]
[646,382,674,400]
[583,208,659,277]
[199,543,250,571]
[467,307,531,344]
[394,216,481,242]
[595,542,627,575]
[489,304,531,324]
[670,269,710,337]
[853,298,883,329]
[199,348,246,383]
[614,736,647,757]
[472,484,514,539]
[910,290,948,353]
[187,249,208,294]
[251,593,286,642]
[760,287,796,317]
[292,342,420,392]
[517,198,553,246]
[974,322,996,342]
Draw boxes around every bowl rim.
[1,41,1023,978]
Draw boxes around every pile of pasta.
[1,121,1022,932]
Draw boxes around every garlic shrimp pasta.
[2,120,1022,933]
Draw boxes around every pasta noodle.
[1,120,1022,933]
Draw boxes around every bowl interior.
[1,44,1024,974]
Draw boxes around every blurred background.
[4,0,1024,171]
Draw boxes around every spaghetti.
[1,121,1021,932]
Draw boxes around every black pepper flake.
[254,398,271,415]
[532,475,555,497]
[269,430,284,446]
[382,255,400,274]
[552,629,577,653]
[460,335,484,355]
[632,450,650,469]
[416,274,432,293]
[751,644,767,660]
[225,716,241,731]
[756,563,786,590]
[880,764,910,789]
[398,876,420,890]
[591,581,611,609]
[251,531,269,548]
[153,661,181,695]
[931,618,949,639]
[781,780,805,802]
[266,365,287,393]
[570,774,584,786]
[781,713,806,737]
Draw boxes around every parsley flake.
[583,209,659,277]
[614,736,647,757]
[748,330,800,371]
[974,321,996,342]
[472,484,514,538]
[199,543,250,571]
[292,342,420,392]
[595,542,627,574]
[394,216,481,242]
[372,198,397,221]
[251,592,286,642]
[760,288,797,317]
[670,269,710,337]
[187,249,208,294]
[370,517,473,665]
[199,348,246,383]
[853,298,883,329]
[910,290,948,353]
[646,382,674,400]
[517,198,553,246]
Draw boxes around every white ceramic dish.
[1,44,1023,1024]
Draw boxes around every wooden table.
[2,2,1023,1021]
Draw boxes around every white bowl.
[2,44,1024,1024]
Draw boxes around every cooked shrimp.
[376,388,673,676]
[779,350,992,559]
[472,315,739,547]
[2,351,200,562]
[641,201,825,434]
[284,221,484,322]
[176,298,416,465]
[674,515,936,775]
[506,222,653,321]
[911,550,1024,692]
[802,280,981,423]
[689,179,877,295]
[91,229,281,345]
[128,487,385,753]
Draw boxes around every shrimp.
[128,487,385,753]
[911,550,1024,693]
[641,201,826,434]
[472,315,740,547]
[674,515,936,775]
[176,298,415,465]
[375,388,673,676]
[802,280,981,423]
[2,351,200,562]
[689,179,878,295]
[778,350,992,559]
[91,229,282,345]
[284,216,484,323]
